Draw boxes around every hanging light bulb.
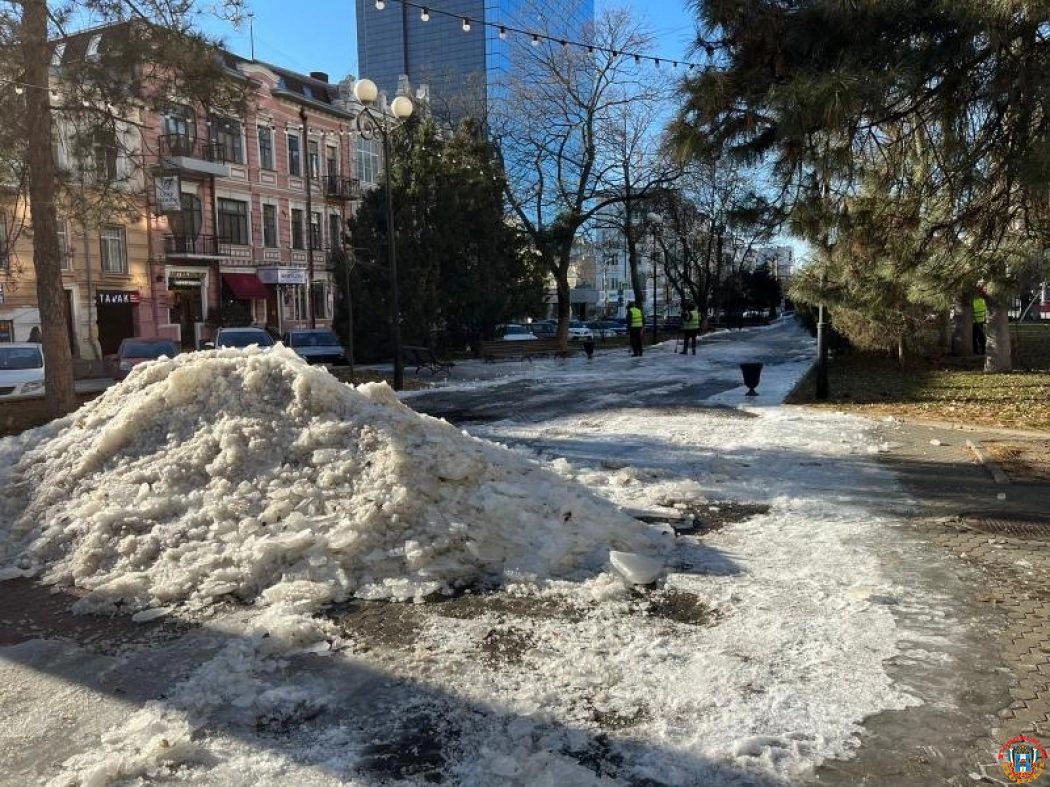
[499,25,507,40]
[374,0,384,9]
[420,6,429,21]
[531,34,540,47]
[462,17,470,31]
[634,54,640,64]
[654,59,661,68]
[14,85,24,95]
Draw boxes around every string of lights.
[370,0,714,70]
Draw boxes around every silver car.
[282,328,349,365]
[0,342,45,400]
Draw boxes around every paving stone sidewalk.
[810,416,1050,786]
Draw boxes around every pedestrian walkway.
[809,416,1050,786]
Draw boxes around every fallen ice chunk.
[609,550,663,585]
[131,606,173,623]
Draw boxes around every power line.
[370,0,715,71]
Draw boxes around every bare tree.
[3,1,245,416]
[654,154,777,329]
[492,5,676,344]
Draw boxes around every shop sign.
[96,290,141,306]
[170,270,206,282]
[257,268,307,285]
[154,173,182,212]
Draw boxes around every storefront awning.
[222,272,269,300]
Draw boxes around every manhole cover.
[962,515,1050,538]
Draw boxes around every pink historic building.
[146,55,366,350]
[1,24,380,358]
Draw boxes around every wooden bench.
[478,338,573,363]
[402,345,454,376]
[524,338,574,359]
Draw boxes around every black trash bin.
[583,338,595,358]
[739,362,763,396]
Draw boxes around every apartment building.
[149,55,366,350]
[0,24,378,357]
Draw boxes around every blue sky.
[209,1,700,82]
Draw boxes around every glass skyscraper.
[356,0,594,116]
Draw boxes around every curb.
[878,415,1050,440]
[966,440,1011,485]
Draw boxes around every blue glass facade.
[356,0,593,114]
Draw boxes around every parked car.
[529,321,558,338]
[587,319,627,338]
[283,328,349,365]
[567,320,593,341]
[209,327,276,350]
[0,342,45,400]
[109,337,179,380]
[498,324,538,341]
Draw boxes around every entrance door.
[169,284,203,349]
[96,301,135,355]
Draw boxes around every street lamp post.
[353,78,413,391]
[646,212,663,345]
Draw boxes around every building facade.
[146,57,365,350]
[0,26,382,359]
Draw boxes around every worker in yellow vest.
[680,302,700,355]
[972,288,987,355]
[627,301,644,357]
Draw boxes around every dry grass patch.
[787,352,1050,432]
[982,440,1050,482]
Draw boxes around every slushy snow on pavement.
[0,324,934,786]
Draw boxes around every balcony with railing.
[322,176,360,201]
[157,134,231,177]
[163,233,228,258]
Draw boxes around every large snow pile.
[0,346,666,613]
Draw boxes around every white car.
[567,321,593,341]
[0,342,46,400]
[499,324,538,341]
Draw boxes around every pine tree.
[677,0,1050,371]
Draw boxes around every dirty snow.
[0,323,933,786]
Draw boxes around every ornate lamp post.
[353,78,414,391]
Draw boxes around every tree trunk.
[627,231,645,307]
[935,310,951,355]
[554,264,571,350]
[23,0,77,417]
[984,304,1012,373]
[950,299,971,357]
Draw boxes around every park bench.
[402,345,454,376]
[478,338,573,363]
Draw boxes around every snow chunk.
[609,550,664,585]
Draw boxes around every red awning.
[222,272,269,300]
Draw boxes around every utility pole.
[816,272,829,399]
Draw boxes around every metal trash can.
[739,362,763,396]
